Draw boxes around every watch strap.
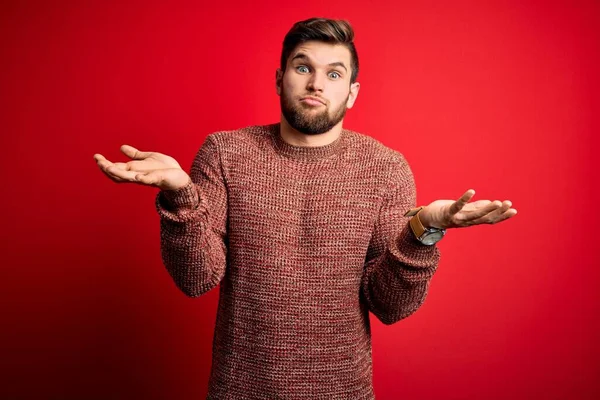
[405,207,427,239]
[404,206,423,217]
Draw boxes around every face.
[276,41,360,135]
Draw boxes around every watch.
[404,206,446,245]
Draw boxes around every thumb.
[449,189,476,215]
[121,144,153,160]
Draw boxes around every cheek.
[331,87,350,105]
[283,73,299,90]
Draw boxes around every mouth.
[300,96,326,106]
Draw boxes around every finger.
[449,189,476,215]
[95,154,117,170]
[96,158,113,171]
[468,200,509,223]
[111,159,157,174]
[497,200,513,215]
[95,154,137,183]
[96,159,127,183]
[457,200,503,223]
[113,162,129,171]
[95,156,116,175]
[123,160,160,173]
[471,204,517,225]
[99,167,126,183]
[461,200,492,212]
[111,161,148,173]
[483,208,517,225]
[105,164,140,182]
[120,145,153,160]
[494,208,518,224]
[93,153,107,163]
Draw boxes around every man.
[94,17,516,400]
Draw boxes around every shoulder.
[342,128,412,177]
[344,129,417,200]
[204,124,274,152]
[191,124,275,166]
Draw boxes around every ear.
[346,81,361,109]
[275,68,283,96]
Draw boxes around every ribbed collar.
[269,122,347,161]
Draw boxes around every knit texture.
[155,123,440,399]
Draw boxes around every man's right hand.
[93,145,191,191]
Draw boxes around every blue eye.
[329,72,341,79]
[297,66,309,73]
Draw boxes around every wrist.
[404,206,446,246]
[420,206,448,229]
[419,206,433,228]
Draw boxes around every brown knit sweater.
[155,123,440,399]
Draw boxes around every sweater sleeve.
[154,134,228,297]
[360,154,440,325]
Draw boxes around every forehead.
[288,41,351,66]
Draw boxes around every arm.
[155,135,228,297]
[360,155,440,325]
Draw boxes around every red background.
[1,1,598,399]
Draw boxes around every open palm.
[93,145,190,191]
[421,190,517,229]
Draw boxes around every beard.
[280,88,349,135]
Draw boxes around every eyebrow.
[290,53,348,73]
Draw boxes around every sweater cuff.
[160,179,200,212]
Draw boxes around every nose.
[306,71,325,92]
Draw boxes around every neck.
[279,115,343,147]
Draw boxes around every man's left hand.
[418,189,517,229]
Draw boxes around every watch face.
[422,231,444,245]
